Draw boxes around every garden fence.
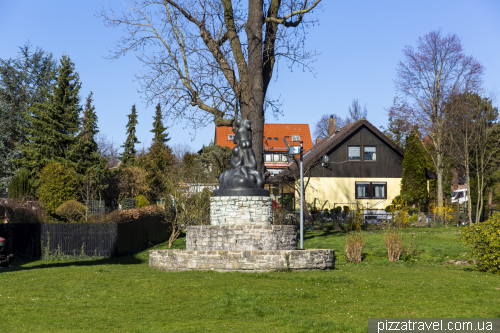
[0,215,171,259]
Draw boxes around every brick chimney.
[328,116,336,137]
[316,137,321,145]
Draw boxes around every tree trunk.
[435,134,444,209]
[488,187,493,218]
[246,0,266,174]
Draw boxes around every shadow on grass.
[0,247,154,274]
[2,254,145,273]
[303,229,346,240]
[1,233,188,274]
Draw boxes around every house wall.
[300,177,402,210]
[309,127,403,178]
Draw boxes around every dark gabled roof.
[280,118,404,176]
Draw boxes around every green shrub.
[334,206,342,214]
[461,213,500,274]
[134,194,150,208]
[343,206,350,214]
[8,168,32,198]
[38,162,78,214]
[56,200,88,223]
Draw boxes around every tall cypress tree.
[17,55,81,187]
[120,104,140,167]
[0,44,56,191]
[401,128,429,211]
[151,103,170,145]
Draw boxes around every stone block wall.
[186,225,297,251]
[210,196,272,226]
[149,249,335,272]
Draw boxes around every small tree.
[38,162,78,215]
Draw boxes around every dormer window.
[291,135,300,142]
[228,134,235,140]
[267,137,273,140]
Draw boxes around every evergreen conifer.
[151,103,170,145]
[71,92,105,179]
[17,55,82,187]
[0,44,56,191]
[401,129,429,211]
[120,104,140,167]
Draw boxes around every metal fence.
[273,208,482,229]
[87,200,106,215]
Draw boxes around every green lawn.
[1,227,499,332]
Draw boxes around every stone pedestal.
[150,196,336,272]
[210,196,272,226]
[186,225,297,251]
[150,249,335,273]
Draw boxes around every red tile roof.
[215,124,313,153]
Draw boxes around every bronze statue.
[214,119,269,197]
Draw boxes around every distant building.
[280,118,405,214]
[214,124,313,176]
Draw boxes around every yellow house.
[281,118,404,214]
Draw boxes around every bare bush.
[0,196,45,223]
[384,231,404,262]
[344,232,365,263]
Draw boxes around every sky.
[1,1,499,154]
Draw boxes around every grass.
[1,227,499,332]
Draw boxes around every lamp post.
[284,137,304,250]
[299,141,304,249]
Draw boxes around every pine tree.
[120,104,140,167]
[151,103,170,145]
[0,44,56,191]
[401,129,429,211]
[17,55,82,188]
[71,92,103,178]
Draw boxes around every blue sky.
[1,1,499,153]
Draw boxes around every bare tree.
[96,133,120,168]
[171,142,193,164]
[313,114,348,139]
[391,30,484,208]
[347,99,367,122]
[470,96,499,223]
[99,0,322,173]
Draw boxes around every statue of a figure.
[214,119,269,197]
